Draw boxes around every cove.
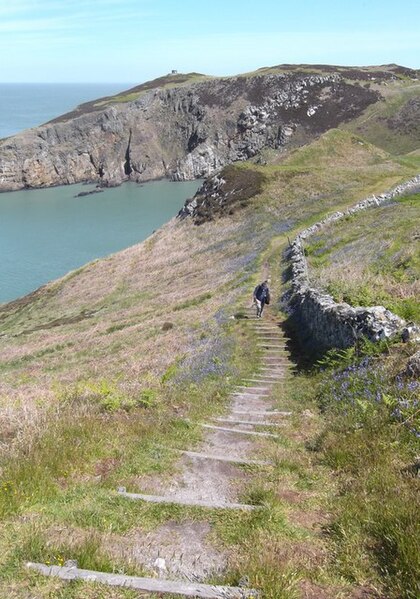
[0,180,199,304]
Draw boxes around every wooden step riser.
[117,489,257,511]
[26,563,257,598]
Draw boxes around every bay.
[0,180,199,304]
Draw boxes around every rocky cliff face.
[0,67,403,192]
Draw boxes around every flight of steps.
[28,308,293,598]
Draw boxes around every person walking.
[253,279,271,318]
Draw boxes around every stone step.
[215,417,283,427]
[200,424,277,438]
[117,488,257,511]
[26,562,257,598]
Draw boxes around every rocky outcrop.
[284,175,420,352]
[178,164,266,224]
[0,69,384,192]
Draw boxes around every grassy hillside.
[341,79,420,154]
[46,72,211,124]
[0,129,419,598]
[305,192,420,322]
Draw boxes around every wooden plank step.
[235,385,270,392]
[231,392,270,398]
[251,318,283,332]
[252,331,282,335]
[215,417,283,427]
[232,388,270,394]
[242,379,282,384]
[257,345,287,349]
[260,358,289,362]
[260,361,293,366]
[26,562,258,598]
[117,489,257,511]
[200,424,277,438]
[177,449,271,466]
[155,445,271,466]
[259,371,290,376]
[261,367,288,381]
[231,409,292,417]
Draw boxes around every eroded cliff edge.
[1,66,405,192]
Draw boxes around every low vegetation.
[307,341,419,599]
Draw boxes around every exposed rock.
[284,175,420,351]
[75,187,104,198]
[403,350,420,378]
[388,97,420,136]
[178,164,265,224]
[0,69,383,192]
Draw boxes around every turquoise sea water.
[0,181,199,304]
[0,83,131,138]
[0,83,199,304]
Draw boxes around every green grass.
[341,81,420,154]
[311,342,420,599]
[305,191,420,322]
[173,292,212,311]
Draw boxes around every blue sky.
[1,0,419,82]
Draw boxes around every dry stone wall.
[285,175,420,352]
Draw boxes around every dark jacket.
[254,283,270,304]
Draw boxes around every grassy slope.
[46,72,211,124]
[0,130,419,598]
[340,79,420,154]
[305,192,420,322]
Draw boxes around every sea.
[0,84,200,304]
[0,83,131,139]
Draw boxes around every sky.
[0,0,419,83]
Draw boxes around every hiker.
[253,279,271,318]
